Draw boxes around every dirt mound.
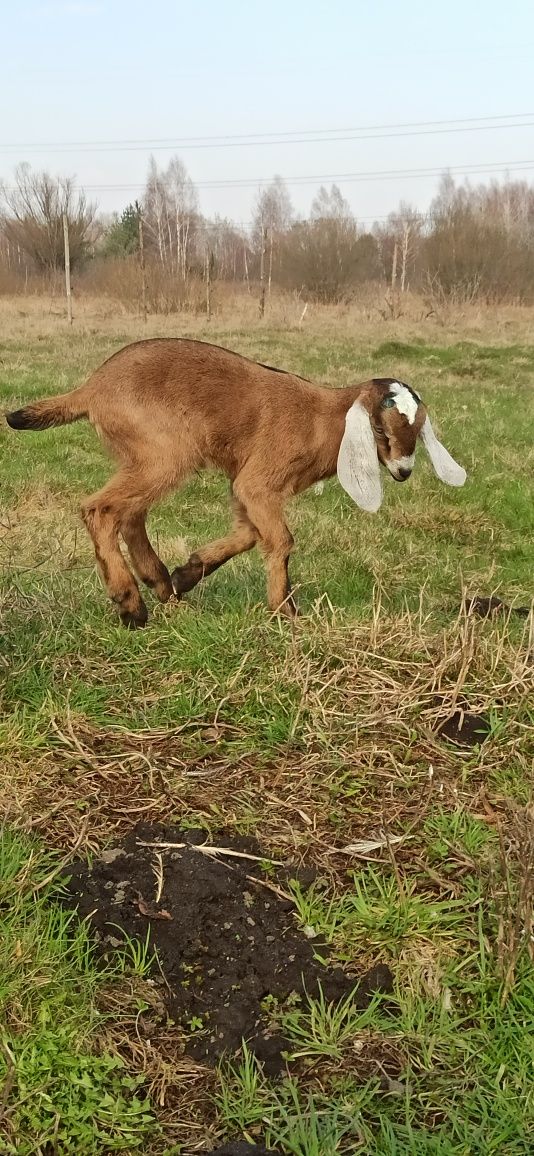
[63,824,392,1071]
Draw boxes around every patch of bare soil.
[462,595,530,619]
[63,824,393,1072]
[437,710,491,748]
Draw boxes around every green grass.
[0,828,156,1153]
[0,318,533,1153]
[216,942,534,1153]
[215,880,534,1153]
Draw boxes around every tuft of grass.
[215,1043,271,1137]
[278,984,385,1060]
[267,1084,362,1155]
[289,868,476,960]
[113,927,159,979]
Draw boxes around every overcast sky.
[2,0,534,227]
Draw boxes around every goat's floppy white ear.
[420,416,467,487]
[337,400,383,512]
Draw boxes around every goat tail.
[5,388,88,431]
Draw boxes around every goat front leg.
[171,497,258,597]
[234,486,297,617]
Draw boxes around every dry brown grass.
[3,288,534,346]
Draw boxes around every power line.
[6,157,531,195]
[1,113,534,154]
[153,158,534,189]
[0,111,532,147]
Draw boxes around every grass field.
[0,302,533,1154]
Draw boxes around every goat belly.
[205,438,241,479]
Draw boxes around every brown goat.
[5,338,466,627]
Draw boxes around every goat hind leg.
[81,476,149,628]
[82,453,190,625]
[121,511,173,603]
[80,497,146,633]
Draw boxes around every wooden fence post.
[62,212,73,324]
[137,203,147,324]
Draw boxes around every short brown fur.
[5,338,426,626]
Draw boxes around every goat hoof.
[119,605,149,629]
[155,578,174,603]
[273,597,299,619]
[171,558,203,596]
[143,569,173,603]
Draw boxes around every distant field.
[0,301,533,1154]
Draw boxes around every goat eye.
[381,396,396,410]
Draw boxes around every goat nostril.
[398,467,412,480]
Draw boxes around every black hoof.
[119,605,149,629]
[171,556,204,596]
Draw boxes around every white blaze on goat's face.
[389,381,420,425]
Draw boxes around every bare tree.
[310,183,353,222]
[278,184,375,303]
[252,176,293,292]
[0,164,96,273]
[205,215,250,281]
[166,156,198,277]
[143,155,199,276]
[258,222,266,318]
[144,157,168,265]
[374,201,423,290]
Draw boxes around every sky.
[2,0,534,229]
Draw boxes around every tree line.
[1,159,534,309]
